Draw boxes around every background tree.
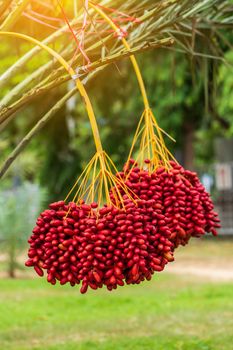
[0,183,45,277]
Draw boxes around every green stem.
[0,0,13,18]
[0,38,173,126]
[0,33,112,106]
[0,31,104,154]
[0,75,70,126]
[0,0,30,31]
[0,17,81,89]
[0,88,77,178]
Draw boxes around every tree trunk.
[183,119,195,170]
[8,238,16,278]
[8,260,16,278]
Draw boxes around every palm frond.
[0,0,233,177]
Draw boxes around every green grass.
[0,271,233,350]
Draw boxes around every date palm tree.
[0,0,232,176]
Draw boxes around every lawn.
[0,239,233,350]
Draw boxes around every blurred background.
[0,1,233,349]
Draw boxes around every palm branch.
[0,0,232,177]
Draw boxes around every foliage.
[0,183,45,277]
[0,0,233,198]
[90,46,233,168]
[217,51,233,136]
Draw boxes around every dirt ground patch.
[166,263,233,281]
[165,238,233,281]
